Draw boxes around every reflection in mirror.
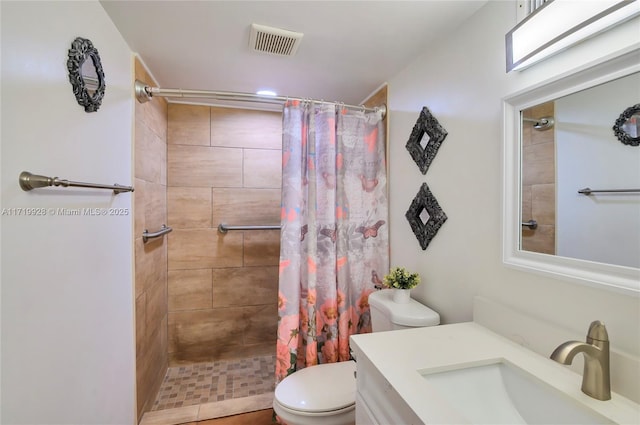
[520,72,640,269]
[419,208,430,224]
[621,112,639,137]
[521,101,556,256]
[81,57,99,96]
[420,133,430,150]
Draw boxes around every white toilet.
[273,289,440,425]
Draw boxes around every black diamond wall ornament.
[406,107,448,174]
[405,183,448,250]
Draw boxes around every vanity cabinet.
[352,349,422,425]
[350,323,639,425]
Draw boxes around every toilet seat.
[273,398,355,425]
[274,398,355,416]
[274,360,357,413]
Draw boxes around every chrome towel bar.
[143,225,172,243]
[522,219,538,229]
[218,223,281,234]
[19,171,134,195]
[578,187,640,195]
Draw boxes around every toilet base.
[273,398,355,425]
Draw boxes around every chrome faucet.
[550,320,611,401]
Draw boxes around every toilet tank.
[368,289,440,332]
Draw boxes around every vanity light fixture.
[506,0,640,72]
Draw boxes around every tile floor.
[152,355,276,411]
[185,409,274,425]
[140,393,274,425]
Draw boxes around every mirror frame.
[67,37,105,113]
[502,49,640,295]
[613,103,640,146]
[405,106,448,174]
[405,182,448,250]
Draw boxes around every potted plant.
[383,267,421,303]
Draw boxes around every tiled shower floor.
[151,354,276,412]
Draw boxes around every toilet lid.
[275,360,356,413]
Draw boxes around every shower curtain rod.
[134,80,386,118]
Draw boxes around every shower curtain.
[276,100,389,382]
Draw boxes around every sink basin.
[419,360,613,424]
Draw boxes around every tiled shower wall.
[134,58,169,421]
[166,104,281,365]
[521,101,556,255]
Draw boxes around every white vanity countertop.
[350,322,640,424]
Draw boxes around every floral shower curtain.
[276,100,389,382]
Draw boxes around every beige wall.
[521,102,556,255]
[134,58,169,420]
[167,104,281,365]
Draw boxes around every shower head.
[523,116,555,130]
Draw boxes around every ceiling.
[101,1,487,108]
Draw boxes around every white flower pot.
[393,288,411,303]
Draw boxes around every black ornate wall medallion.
[67,37,105,112]
[405,183,447,250]
[613,104,640,146]
[405,106,448,174]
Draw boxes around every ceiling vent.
[249,23,303,57]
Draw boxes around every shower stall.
[133,59,387,422]
[133,59,283,420]
[160,100,283,408]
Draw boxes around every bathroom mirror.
[503,50,640,294]
[613,104,640,146]
[67,37,105,112]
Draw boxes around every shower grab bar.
[522,219,538,230]
[19,171,134,195]
[143,225,172,243]
[218,223,281,234]
[578,187,640,195]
